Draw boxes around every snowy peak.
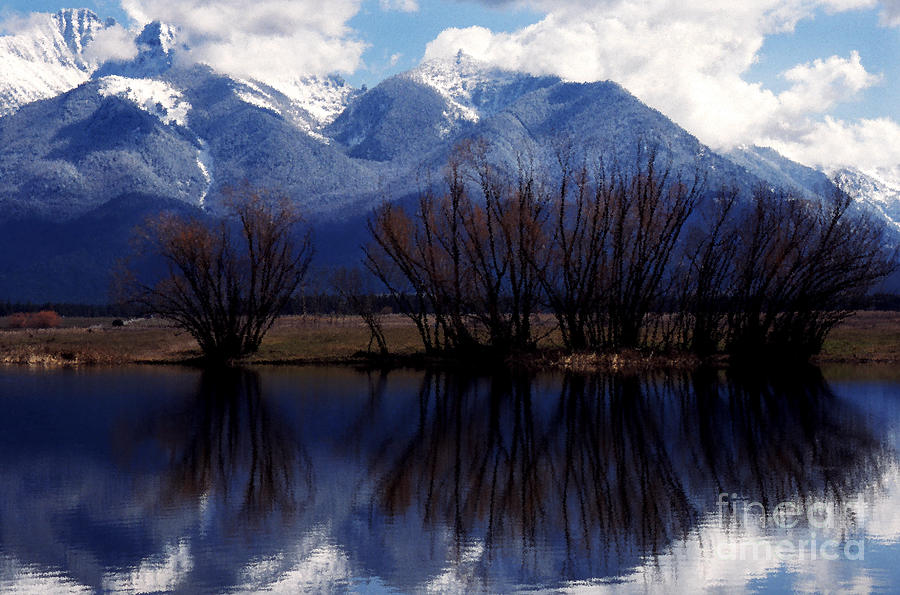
[725,145,900,230]
[97,75,191,127]
[1,8,105,67]
[0,9,111,115]
[93,21,181,80]
[53,8,107,58]
[406,51,557,123]
[121,21,354,132]
[725,145,832,198]
[235,75,357,136]
[1,8,354,138]
[266,75,356,127]
[135,21,177,55]
[832,166,900,229]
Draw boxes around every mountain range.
[0,9,897,303]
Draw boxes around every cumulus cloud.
[778,51,881,115]
[83,23,138,63]
[120,0,366,79]
[424,0,898,172]
[768,117,900,174]
[380,0,420,12]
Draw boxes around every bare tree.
[332,266,389,356]
[598,150,703,349]
[461,140,550,352]
[365,138,896,363]
[669,186,740,355]
[364,196,449,354]
[726,186,896,361]
[539,146,703,351]
[539,148,611,351]
[365,141,549,356]
[123,188,313,363]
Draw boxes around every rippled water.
[0,365,898,593]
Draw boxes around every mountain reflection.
[361,367,892,583]
[0,366,896,593]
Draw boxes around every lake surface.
[0,364,899,593]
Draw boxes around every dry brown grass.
[0,318,197,366]
[1,310,898,368]
[816,310,900,363]
[0,314,424,367]
[247,314,424,363]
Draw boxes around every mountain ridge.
[0,12,896,302]
[0,8,111,116]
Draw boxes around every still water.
[0,365,898,593]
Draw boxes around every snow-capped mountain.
[0,15,898,302]
[725,145,833,199]
[0,10,357,137]
[97,76,190,126]
[728,145,900,230]
[0,9,112,116]
[404,50,557,126]
[94,21,178,79]
[832,167,900,229]
[233,75,357,138]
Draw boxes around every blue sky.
[2,0,900,175]
[746,8,900,122]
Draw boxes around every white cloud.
[423,0,898,172]
[120,0,366,79]
[83,23,138,63]
[0,11,42,35]
[778,51,881,115]
[768,117,900,173]
[380,0,420,11]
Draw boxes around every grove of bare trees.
[365,140,549,356]
[365,141,896,363]
[122,142,894,366]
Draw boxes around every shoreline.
[2,311,899,371]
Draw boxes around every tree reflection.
[146,368,314,527]
[2,366,892,592]
[364,366,892,581]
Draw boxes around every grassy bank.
[0,315,424,367]
[1,311,898,368]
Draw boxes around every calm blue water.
[0,365,898,593]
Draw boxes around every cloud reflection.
[0,365,897,592]
[359,367,895,588]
